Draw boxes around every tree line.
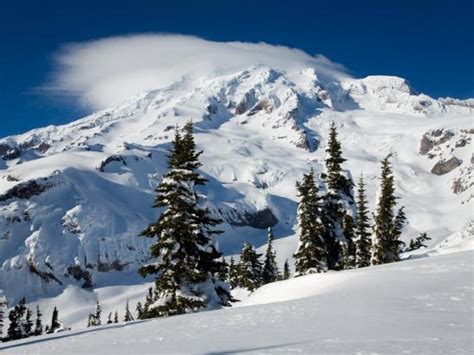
[0,296,62,342]
[1,120,430,339]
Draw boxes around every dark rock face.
[420,129,455,155]
[98,155,127,172]
[230,207,278,229]
[29,262,63,285]
[0,179,51,202]
[431,157,462,175]
[97,260,129,272]
[66,265,93,288]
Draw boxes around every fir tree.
[107,312,113,324]
[7,298,26,340]
[237,243,263,291]
[95,301,102,326]
[227,256,239,289]
[136,302,144,319]
[322,122,355,270]
[34,305,43,336]
[340,214,356,269]
[282,259,290,280]
[354,175,372,268]
[293,169,328,275]
[408,232,431,251]
[217,257,229,282]
[142,287,154,318]
[124,300,134,322]
[262,227,279,284]
[48,306,61,334]
[114,311,119,324]
[24,308,33,336]
[139,122,231,318]
[371,154,406,265]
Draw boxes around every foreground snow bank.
[2,250,472,354]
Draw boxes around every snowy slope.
[0,64,473,303]
[1,250,472,354]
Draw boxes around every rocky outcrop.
[66,265,93,289]
[229,207,278,229]
[420,129,454,155]
[0,178,52,202]
[98,155,127,172]
[97,260,129,272]
[431,157,462,175]
[29,261,63,285]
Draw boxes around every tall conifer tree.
[262,227,279,284]
[237,243,263,291]
[354,175,372,268]
[371,154,406,264]
[139,122,230,318]
[323,121,355,270]
[293,169,328,275]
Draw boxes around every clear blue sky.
[1,0,473,137]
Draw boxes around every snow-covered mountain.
[0,64,472,302]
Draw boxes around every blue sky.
[1,0,473,137]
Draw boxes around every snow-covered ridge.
[0,65,472,302]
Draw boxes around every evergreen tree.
[262,227,279,284]
[227,256,239,289]
[217,257,229,282]
[293,169,328,275]
[87,313,95,328]
[136,302,144,319]
[124,300,134,322]
[34,305,43,336]
[48,306,61,334]
[24,307,33,336]
[7,298,26,340]
[107,312,113,324]
[139,122,230,318]
[322,122,355,270]
[354,175,372,268]
[142,287,154,318]
[282,259,290,280]
[371,154,406,265]
[95,301,102,326]
[408,232,431,251]
[237,243,263,291]
[340,214,356,269]
[114,311,119,324]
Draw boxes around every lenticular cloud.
[47,34,347,109]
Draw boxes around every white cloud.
[47,34,348,109]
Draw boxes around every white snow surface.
[1,250,472,354]
[0,63,473,306]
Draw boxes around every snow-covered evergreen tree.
[107,312,113,324]
[354,175,372,268]
[217,257,229,282]
[293,169,328,275]
[371,154,406,265]
[262,227,279,284]
[87,301,102,327]
[114,311,119,324]
[34,305,43,336]
[139,122,231,318]
[124,300,134,322]
[237,243,263,291]
[24,307,33,336]
[227,256,239,289]
[7,298,26,340]
[322,122,355,270]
